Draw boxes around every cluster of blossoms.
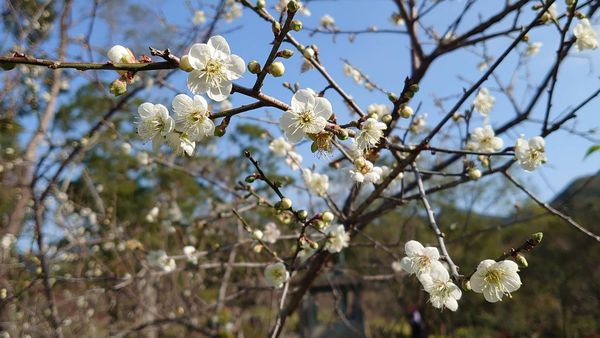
[269,137,304,171]
[131,36,244,156]
[573,18,599,51]
[472,87,495,117]
[263,213,349,289]
[515,135,547,171]
[147,250,176,273]
[396,240,523,311]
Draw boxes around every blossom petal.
[469,273,485,293]
[422,247,440,261]
[313,97,333,119]
[172,94,194,116]
[404,240,424,256]
[193,95,209,111]
[188,44,212,66]
[444,297,459,311]
[188,70,210,94]
[291,89,316,112]
[208,35,231,55]
[138,102,156,119]
[399,256,415,274]
[226,54,245,80]
[207,80,232,102]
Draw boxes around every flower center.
[203,59,226,86]
[484,268,503,285]
[191,110,208,123]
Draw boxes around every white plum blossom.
[324,225,350,253]
[473,88,495,116]
[285,151,303,171]
[262,222,281,244]
[269,137,293,157]
[526,42,542,56]
[147,250,176,273]
[186,35,245,102]
[356,118,387,152]
[470,259,522,303]
[192,10,206,25]
[172,94,214,142]
[137,103,174,151]
[399,240,445,277]
[107,45,135,64]
[279,89,333,143]
[319,14,335,30]
[367,103,390,120]
[264,262,289,288]
[573,19,599,51]
[349,158,383,184]
[302,169,329,196]
[515,135,547,171]
[343,64,363,84]
[183,246,198,265]
[165,132,195,156]
[420,264,462,311]
[467,125,503,153]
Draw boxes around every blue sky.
[7,0,600,207]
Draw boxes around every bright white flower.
[302,169,329,196]
[473,88,495,116]
[1,234,16,250]
[264,262,289,288]
[107,45,135,64]
[515,135,547,171]
[319,14,335,30]
[573,19,599,51]
[526,42,542,56]
[183,246,198,265]
[467,125,503,153]
[399,240,445,276]
[186,35,245,102]
[262,222,281,244]
[192,10,206,25]
[285,151,303,171]
[349,158,383,184]
[137,103,174,151]
[470,259,522,303]
[172,94,214,142]
[165,132,195,156]
[279,89,333,143]
[367,104,390,120]
[356,118,387,152]
[324,225,350,253]
[478,61,489,72]
[146,206,159,222]
[147,250,176,273]
[269,137,293,157]
[420,265,462,311]
[540,3,558,23]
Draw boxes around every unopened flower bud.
[278,197,293,210]
[463,280,472,290]
[290,20,303,32]
[280,49,294,58]
[336,129,349,140]
[179,55,194,72]
[109,79,127,96]
[515,254,528,268]
[252,229,263,240]
[452,113,462,122]
[400,105,414,118]
[532,232,543,244]
[310,241,319,249]
[322,211,334,223]
[248,60,261,74]
[272,21,281,34]
[297,209,308,220]
[253,244,263,253]
[303,47,315,59]
[315,220,325,229]
[467,168,482,180]
[409,84,420,93]
[388,92,398,102]
[565,0,575,6]
[245,175,256,183]
[269,61,286,77]
[382,114,393,123]
[257,0,266,9]
[287,0,300,13]
[214,126,226,137]
[0,62,16,71]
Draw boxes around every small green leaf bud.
[290,20,303,32]
[247,60,261,74]
[297,209,308,220]
[409,84,420,93]
[109,79,127,96]
[382,114,393,124]
[532,232,544,244]
[400,105,414,118]
[515,254,528,268]
[336,129,349,140]
[388,92,398,102]
[280,49,294,58]
[322,211,334,223]
[287,0,300,13]
[245,175,256,183]
[278,197,293,210]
